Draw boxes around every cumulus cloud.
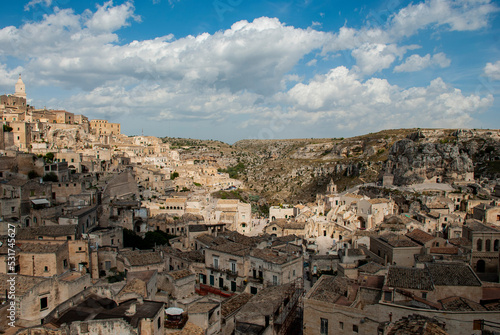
[24,0,52,11]
[484,60,500,80]
[0,0,497,140]
[0,10,331,94]
[0,63,25,90]
[324,0,498,53]
[388,0,499,38]
[84,1,141,33]
[394,52,451,72]
[351,43,418,75]
[282,67,493,130]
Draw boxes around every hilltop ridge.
[167,128,500,203]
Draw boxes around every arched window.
[272,227,277,231]
[494,240,499,251]
[486,239,491,252]
[477,239,483,252]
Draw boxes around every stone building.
[89,119,121,136]
[463,219,500,282]
[0,272,91,328]
[18,242,70,277]
[369,233,422,267]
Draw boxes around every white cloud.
[0,1,497,141]
[0,64,25,90]
[394,52,451,72]
[0,11,332,94]
[24,0,52,11]
[323,0,498,53]
[85,1,140,33]
[282,67,493,130]
[351,43,417,75]
[388,0,499,38]
[484,60,500,80]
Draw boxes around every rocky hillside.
[165,129,500,204]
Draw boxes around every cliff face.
[169,128,500,204]
[386,129,500,185]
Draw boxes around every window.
[30,190,35,196]
[320,318,328,335]
[230,262,236,274]
[422,292,427,299]
[272,227,277,231]
[477,239,483,251]
[273,275,278,286]
[353,325,359,333]
[81,323,89,333]
[63,259,68,268]
[157,317,161,329]
[105,261,111,270]
[486,239,491,252]
[44,266,48,272]
[40,297,48,310]
[213,257,219,269]
[494,240,499,252]
[339,321,344,329]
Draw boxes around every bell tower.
[14,74,26,99]
[327,178,337,194]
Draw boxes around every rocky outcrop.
[386,139,474,185]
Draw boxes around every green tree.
[42,172,58,182]
[44,152,55,163]
[28,170,39,179]
[3,125,12,132]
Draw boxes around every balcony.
[206,264,220,271]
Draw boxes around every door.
[231,281,236,292]
[209,275,214,286]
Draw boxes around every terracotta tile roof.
[386,267,434,291]
[440,296,487,311]
[448,237,471,247]
[19,242,67,254]
[221,293,252,317]
[465,219,500,232]
[121,250,163,266]
[426,263,481,287]
[210,241,249,256]
[358,262,384,274]
[429,247,458,254]
[386,314,448,335]
[379,233,419,248]
[406,229,435,245]
[250,248,298,265]
[308,275,350,304]
[17,225,78,240]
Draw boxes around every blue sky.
[0,0,499,143]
